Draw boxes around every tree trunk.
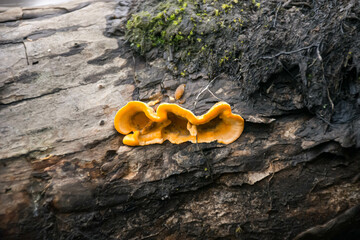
[1,0,359,239]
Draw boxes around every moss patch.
[125,0,258,77]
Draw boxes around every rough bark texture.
[1,0,359,239]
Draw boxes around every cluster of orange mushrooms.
[114,101,244,146]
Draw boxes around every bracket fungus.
[114,101,244,146]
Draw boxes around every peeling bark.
[0,0,359,239]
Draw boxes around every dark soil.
[109,0,360,125]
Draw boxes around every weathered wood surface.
[1,0,359,239]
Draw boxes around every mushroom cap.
[114,101,160,134]
[114,101,244,146]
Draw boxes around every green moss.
[174,34,184,41]
[126,11,152,30]
[219,55,229,65]
[251,0,261,9]
[173,16,183,25]
[125,0,250,76]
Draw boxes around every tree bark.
[1,0,359,239]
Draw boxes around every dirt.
[117,0,360,124]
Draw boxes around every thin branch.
[307,58,318,68]
[283,1,312,8]
[316,43,334,114]
[207,89,222,101]
[316,44,323,62]
[272,3,282,28]
[316,113,335,128]
[290,2,312,8]
[260,44,318,60]
[193,75,220,109]
[327,87,335,113]
[282,0,292,8]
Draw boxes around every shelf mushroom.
[114,101,244,146]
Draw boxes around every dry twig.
[260,44,318,60]
[193,76,221,109]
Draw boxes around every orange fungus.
[114,101,244,146]
[174,84,186,100]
